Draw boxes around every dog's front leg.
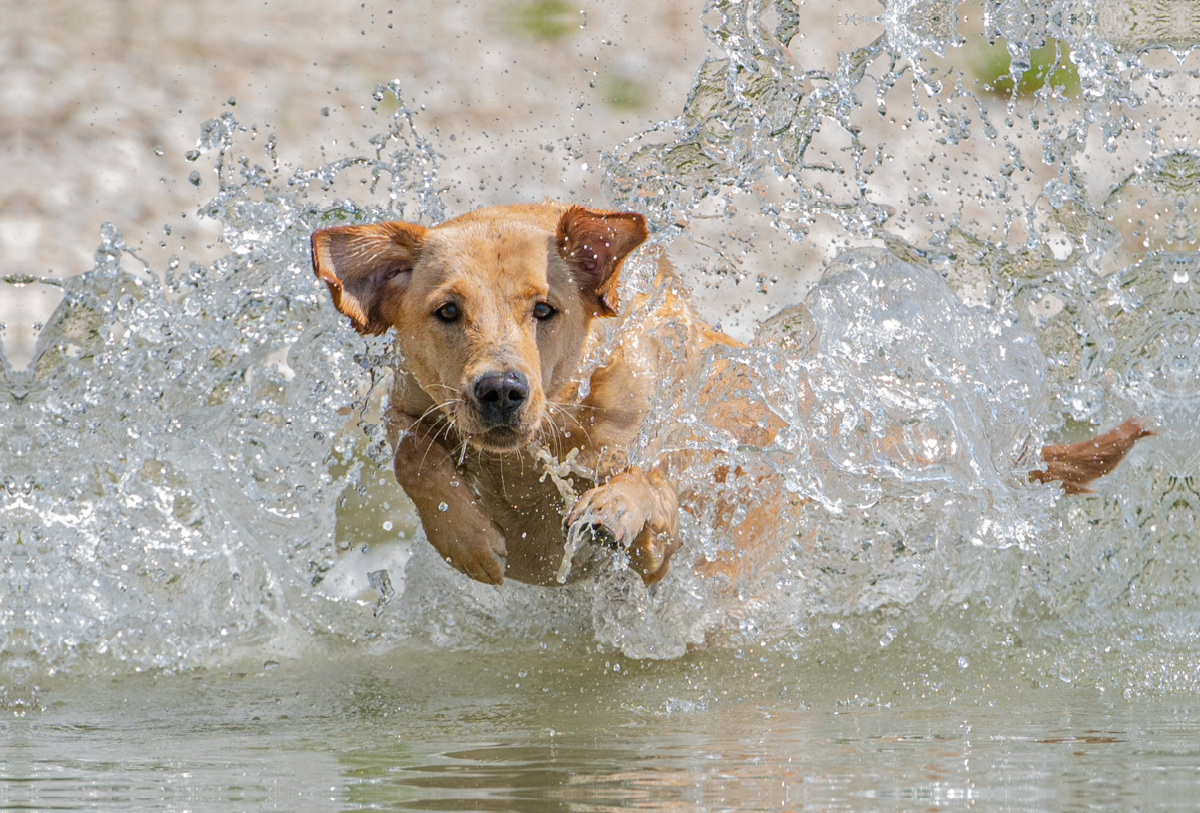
[565,467,681,584]
[390,416,508,584]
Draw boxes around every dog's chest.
[458,453,597,584]
[469,460,567,524]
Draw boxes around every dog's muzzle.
[471,371,530,427]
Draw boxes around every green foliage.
[974,38,1081,98]
[504,0,577,42]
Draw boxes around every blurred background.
[5,0,1171,368]
[3,0,721,365]
[11,0,995,367]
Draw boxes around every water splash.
[0,85,447,677]
[1,2,1197,697]
[574,246,1059,658]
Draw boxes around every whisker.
[545,400,595,447]
[415,421,446,474]
[540,419,567,453]
[546,398,591,422]
[410,400,460,474]
[415,396,458,426]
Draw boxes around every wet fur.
[312,203,1150,587]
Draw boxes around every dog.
[311,202,1150,587]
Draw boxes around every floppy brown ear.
[311,221,428,335]
[555,207,648,317]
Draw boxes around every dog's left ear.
[556,207,648,317]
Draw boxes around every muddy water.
[2,0,1200,808]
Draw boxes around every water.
[7,654,1200,810]
[3,0,1200,807]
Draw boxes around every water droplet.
[438,502,449,512]
[958,656,969,670]
[188,171,202,187]
[153,145,164,156]
[383,520,393,531]
[367,569,394,618]
[184,149,200,162]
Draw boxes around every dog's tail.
[1029,418,1154,494]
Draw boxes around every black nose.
[472,372,530,425]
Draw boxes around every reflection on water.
[4,654,1200,810]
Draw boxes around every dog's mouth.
[450,403,541,452]
[469,425,530,452]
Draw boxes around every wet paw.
[453,542,507,585]
[431,516,508,585]
[565,485,677,583]
[565,485,647,550]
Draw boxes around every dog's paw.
[452,534,507,585]
[566,484,647,549]
[566,485,677,582]
[428,514,508,585]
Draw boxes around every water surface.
[7,652,1200,810]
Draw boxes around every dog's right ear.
[311,222,428,335]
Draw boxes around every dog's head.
[311,204,647,452]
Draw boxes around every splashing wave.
[1,1,1197,698]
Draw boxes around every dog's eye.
[533,302,556,321]
[434,303,459,323]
